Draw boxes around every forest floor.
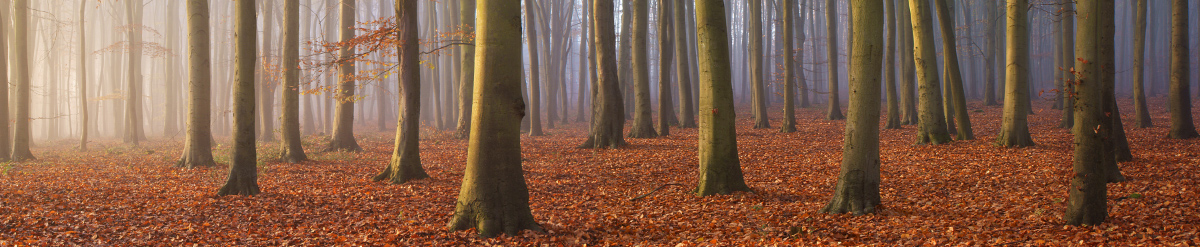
[2,98,1199,246]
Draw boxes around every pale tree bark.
[1058,0,1075,129]
[0,0,10,159]
[78,0,88,150]
[11,0,33,161]
[694,0,750,197]
[674,0,696,128]
[280,0,307,163]
[883,0,900,129]
[454,0,477,139]
[523,0,543,136]
[446,0,543,238]
[164,0,181,137]
[177,0,216,169]
[656,0,673,136]
[577,0,591,123]
[749,0,769,129]
[933,0,972,140]
[1167,0,1198,139]
[780,0,798,133]
[1132,0,1151,128]
[325,0,362,151]
[124,0,146,144]
[374,0,428,184]
[796,0,810,109]
[908,0,952,145]
[1065,0,1109,225]
[218,0,260,196]
[627,0,657,138]
[821,0,882,215]
[824,0,843,120]
[995,0,1034,148]
[579,0,627,149]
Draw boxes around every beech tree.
[656,0,674,136]
[454,0,476,139]
[11,0,34,162]
[933,0,972,140]
[280,0,307,163]
[123,0,147,145]
[1065,0,1111,225]
[995,0,1034,148]
[1058,0,1075,129]
[627,0,657,138]
[523,0,544,136]
[177,0,216,169]
[78,0,88,151]
[821,0,882,215]
[218,0,260,196]
[1131,0,1151,128]
[779,0,797,133]
[674,0,696,129]
[1167,0,1198,139]
[0,0,12,159]
[882,0,900,130]
[824,0,844,120]
[579,0,627,149]
[749,0,768,129]
[693,0,750,197]
[447,0,542,238]
[374,0,428,184]
[325,0,363,152]
[908,0,952,145]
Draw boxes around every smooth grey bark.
[694,0,751,197]
[78,0,88,150]
[325,0,363,152]
[824,0,843,120]
[446,0,543,238]
[1132,0,1151,128]
[580,0,627,149]
[627,0,657,138]
[1167,0,1198,139]
[1058,0,1075,129]
[674,0,696,128]
[657,0,673,136]
[454,0,477,139]
[896,0,917,125]
[780,0,798,133]
[933,0,973,140]
[908,0,952,145]
[995,0,1034,148]
[280,0,307,163]
[883,0,900,129]
[10,0,33,161]
[177,0,216,168]
[749,0,769,129]
[123,0,146,144]
[1065,0,1109,225]
[374,0,428,184]
[0,0,11,159]
[523,0,544,136]
[218,0,260,196]
[821,0,883,215]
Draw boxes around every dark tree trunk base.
[578,136,626,149]
[753,120,770,129]
[323,138,363,152]
[373,159,429,184]
[627,124,658,138]
[453,127,470,139]
[217,171,259,196]
[995,130,1035,148]
[281,149,308,164]
[176,151,216,169]
[11,150,35,162]
[448,201,544,238]
[916,132,952,145]
[820,170,880,216]
[779,123,796,133]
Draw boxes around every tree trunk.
[374,0,428,184]
[124,0,146,144]
[523,0,544,136]
[580,0,628,148]
[821,0,882,215]
[897,0,917,125]
[1065,0,1109,225]
[694,0,751,197]
[883,0,900,129]
[1131,0,1151,128]
[454,0,476,139]
[10,0,33,161]
[280,0,307,163]
[1167,0,1198,139]
[749,0,769,129]
[824,0,843,120]
[627,0,657,138]
[780,0,799,133]
[77,0,88,149]
[983,0,1000,106]
[908,0,952,145]
[1058,0,1075,129]
[675,0,696,128]
[325,0,362,151]
[447,0,543,238]
[934,0,973,140]
[177,0,216,168]
[657,0,673,136]
[995,0,1034,148]
[163,0,181,138]
[0,0,11,158]
[218,0,260,196]
[796,0,810,109]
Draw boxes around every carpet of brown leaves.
[1,98,1198,245]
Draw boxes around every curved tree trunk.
[995,0,1034,148]
[280,0,307,163]
[1132,0,1151,128]
[933,0,973,140]
[780,0,798,133]
[177,0,216,168]
[908,0,952,145]
[694,0,750,197]
[822,0,883,215]
[627,0,657,138]
[11,0,34,162]
[824,0,844,120]
[325,0,363,152]
[580,0,628,149]
[749,0,769,129]
[218,0,260,196]
[1167,0,1198,139]
[447,0,543,238]
[674,0,696,128]
[1065,0,1109,225]
[657,0,674,136]
[375,0,428,184]
[883,0,900,129]
[454,0,477,139]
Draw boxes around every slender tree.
[177,0,216,168]
[11,0,33,162]
[1065,0,1109,225]
[123,0,146,144]
[1058,0,1075,129]
[325,0,363,151]
[674,0,696,128]
[218,0,260,196]
[1131,0,1151,128]
[749,0,769,129]
[908,0,952,145]
[883,0,900,129]
[279,0,307,163]
[995,0,1034,147]
[627,0,657,138]
[780,0,799,133]
[824,0,844,120]
[580,0,627,149]
[693,0,751,196]
[897,0,918,125]
[657,0,674,136]
[933,0,972,140]
[1167,0,1198,139]
[821,0,883,215]
[454,0,477,139]
[78,0,88,151]
[374,0,428,184]
[523,0,544,136]
[447,0,543,238]
[0,0,10,159]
